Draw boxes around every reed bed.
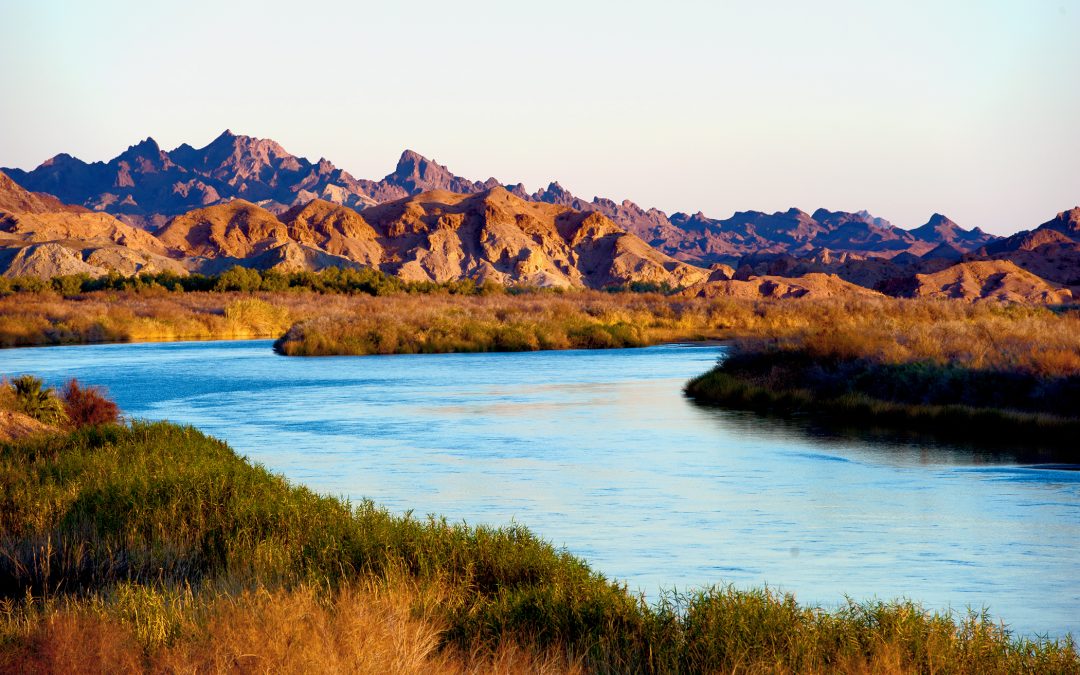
[0,290,334,347]
[686,301,1080,444]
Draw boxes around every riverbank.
[685,303,1080,447]
[2,409,1076,673]
[5,273,1078,360]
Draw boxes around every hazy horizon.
[2,0,1077,235]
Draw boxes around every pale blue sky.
[1,0,1077,233]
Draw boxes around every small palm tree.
[11,375,68,425]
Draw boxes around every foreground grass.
[685,301,1080,446]
[1,421,1075,673]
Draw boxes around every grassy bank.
[1,412,1076,672]
[685,302,1080,446]
[0,291,302,348]
[271,292,726,356]
[7,271,1079,360]
[0,266,509,349]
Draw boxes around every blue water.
[3,339,1078,638]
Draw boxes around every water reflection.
[686,400,1080,468]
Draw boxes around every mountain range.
[2,131,1078,302]
[3,131,999,263]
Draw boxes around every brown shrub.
[61,379,119,428]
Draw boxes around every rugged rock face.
[974,207,1080,286]
[681,272,883,300]
[3,132,382,225]
[3,131,1078,304]
[1,172,185,278]
[272,188,707,288]
[4,169,704,285]
[880,260,1073,304]
[909,213,996,250]
[662,208,997,264]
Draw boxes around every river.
[2,339,1077,637]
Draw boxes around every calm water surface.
[3,339,1077,637]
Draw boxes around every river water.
[2,339,1077,637]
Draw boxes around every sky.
[1,0,1077,234]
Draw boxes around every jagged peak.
[124,136,160,152]
[395,149,434,172]
[41,153,85,167]
[925,213,957,227]
[398,148,426,162]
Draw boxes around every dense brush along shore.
[5,271,1079,444]
[0,375,1076,673]
[685,299,1080,449]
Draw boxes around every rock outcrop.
[880,260,1072,304]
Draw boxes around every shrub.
[50,274,91,297]
[213,266,264,293]
[9,375,67,425]
[61,379,120,428]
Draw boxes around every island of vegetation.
[0,378,1076,673]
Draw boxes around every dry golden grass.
[0,289,354,347]
[6,287,1078,376]
[686,298,1080,442]
[752,299,1080,377]
[1,581,583,675]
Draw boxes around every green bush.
[8,375,67,425]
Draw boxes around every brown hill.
[155,200,297,259]
[148,189,707,288]
[882,260,1072,303]
[154,199,383,273]
[279,200,383,265]
[1,171,184,278]
[355,188,707,288]
[682,272,881,300]
[0,171,86,214]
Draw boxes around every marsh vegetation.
[686,300,1080,444]
[0,381,1076,673]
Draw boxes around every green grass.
[2,420,1076,672]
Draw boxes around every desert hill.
[682,272,882,300]
[359,187,707,287]
[149,187,708,288]
[2,132,1077,304]
[0,172,185,278]
[0,171,87,215]
[1,171,699,288]
[879,260,1073,304]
